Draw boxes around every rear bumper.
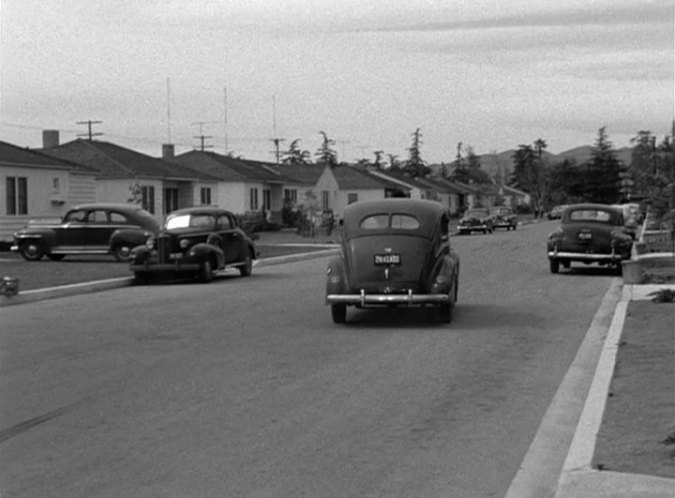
[458,224,488,231]
[327,290,450,306]
[547,250,624,262]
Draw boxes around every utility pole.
[270,95,285,165]
[191,121,218,151]
[76,120,103,140]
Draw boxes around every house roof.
[265,162,326,185]
[172,151,302,184]
[331,165,410,190]
[41,139,217,181]
[0,140,97,174]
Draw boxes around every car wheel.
[19,241,44,261]
[239,251,253,277]
[331,304,347,324]
[549,259,560,274]
[112,244,133,262]
[47,254,66,261]
[198,259,214,283]
[439,302,453,323]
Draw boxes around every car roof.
[342,199,446,238]
[72,203,147,212]
[167,207,235,217]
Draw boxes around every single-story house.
[0,140,98,243]
[314,164,412,222]
[171,151,305,223]
[40,137,218,220]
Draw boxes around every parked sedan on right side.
[546,203,634,274]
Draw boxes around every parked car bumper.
[547,250,625,262]
[458,224,489,232]
[326,290,451,306]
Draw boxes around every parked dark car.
[11,203,160,262]
[129,207,256,283]
[489,206,518,231]
[325,199,460,324]
[458,208,494,234]
[547,203,634,274]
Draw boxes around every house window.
[250,188,259,210]
[6,177,27,215]
[284,188,297,204]
[322,191,330,210]
[141,186,155,214]
[347,193,358,204]
[164,187,179,214]
[53,178,60,192]
[263,189,271,211]
[200,187,212,205]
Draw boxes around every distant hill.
[476,146,633,179]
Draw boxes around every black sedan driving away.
[326,199,460,324]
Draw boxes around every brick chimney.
[162,144,175,159]
[42,130,60,149]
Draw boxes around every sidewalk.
[554,283,675,498]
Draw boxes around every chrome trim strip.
[327,293,450,304]
[547,251,622,261]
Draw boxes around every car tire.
[19,241,44,261]
[439,302,453,323]
[239,251,253,277]
[549,259,560,274]
[47,254,66,261]
[198,259,214,283]
[331,304,347,324]
[112,244,133,262]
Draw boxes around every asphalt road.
[0,222,617,498]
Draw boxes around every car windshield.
[569,209,612,222]
[165,214,215,230]
[359,213,420,230]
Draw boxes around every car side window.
[110,212,130,224]
[64,210,87,223]
[216,215,232,230]
[87,210,109,224]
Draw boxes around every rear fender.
[326,256,346,298]
[110,228,153,249]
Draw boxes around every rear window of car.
[569,210,612,222]
[359,214,420,230]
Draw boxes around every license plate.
[169,253,183,260]
[578,232,592,241]
[374,254,401,265]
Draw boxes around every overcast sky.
[1,0,673,163]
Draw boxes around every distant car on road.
[325,199,460,324]
[129,207,256,284]
[458,208,494,234]
[11,203,159,262]
[489,206,518,231]
[546,203,633,274]
[547,205,568,220]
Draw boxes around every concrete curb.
[554,283,675,498]
[0,248,340,307]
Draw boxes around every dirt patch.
[592,300,675,478]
